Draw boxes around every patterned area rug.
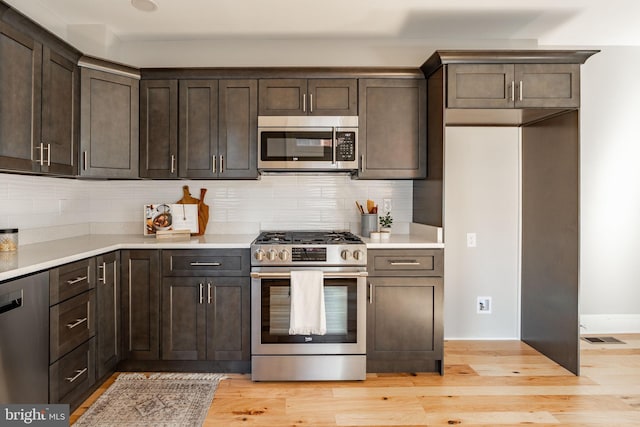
[74,373,225,427]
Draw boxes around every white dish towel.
[288,270,326,335]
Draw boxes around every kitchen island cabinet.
[79,61,139,178]
[258,78,357,116]
[358,78,426,179]
[366,249,444,374]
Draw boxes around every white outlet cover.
[477,296,492,314]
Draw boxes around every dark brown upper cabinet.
[79,65,139,178]
[179,79,257,179]
[258,78,357,116]
[358,78,426,179]
[139,79,178,178]
[447,63,580,109]
[0,21,78,175]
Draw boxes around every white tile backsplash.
[0,173,413,244]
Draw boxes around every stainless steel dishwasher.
[0,271,49,403]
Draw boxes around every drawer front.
[368,249,443,277]
[50,257,95,305]
[50,289,96,362]
[49,338,96,406]
[162,249,249,276]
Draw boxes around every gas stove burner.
[256,231,363,245]
[255,232,292,244]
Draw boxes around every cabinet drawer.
[49,338,96,406]
[50,257,95,305]
[368,249,443,277]
[50,289,96,362]
[162,249,249,276]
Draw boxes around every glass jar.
[0,228,18,252]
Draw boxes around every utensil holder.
[360,214,378,237]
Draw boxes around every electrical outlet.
[382,198,392,213]
[466,232,477,247]
[477,296,492,314]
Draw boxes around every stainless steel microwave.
[258,116,358,172]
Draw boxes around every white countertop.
[0,231,444,283]
[0,234,256,282]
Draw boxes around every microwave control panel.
[335,131,356,161]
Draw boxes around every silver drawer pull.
[67,317,88,329]
[190,262,221,267]
[65,367,88,383]
[207,283,212,304]
[389,261,421,266]
[66,276,88,285]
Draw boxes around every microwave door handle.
[332,127,337,164]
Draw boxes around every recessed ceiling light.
[131,0,158,12]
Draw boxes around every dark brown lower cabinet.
[366,249,444,374]
[121,249,161,361]
[49,338,96,407]
[162,276,250,362]
[96,251,120,379]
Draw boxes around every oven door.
[258,127,335,170]
[251,268,367,355]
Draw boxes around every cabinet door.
[121,250,160,360]
[0,22,41,172]
[79,67,139,178]
[206,277,250,361]
[179,80,219,178]
[515,64,580,108]
[447,64,515,108]
[96,251,120,379]
[367,277,443,363]
[41,47,78,175]
[258,79,307,116]
[162,277,207,360]
[218,79,258,179]
[358,79,426,179]
[308,79,357,116]
[140,79,178,178]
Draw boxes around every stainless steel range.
[250,231,367,381]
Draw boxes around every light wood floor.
[72,334,640,426]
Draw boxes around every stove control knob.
[267,249,278,261]
[353,250,364,261]
[254,249,266,261]
[341,249,352,260]
[279,250,290,261]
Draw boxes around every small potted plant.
[379,211,393,239]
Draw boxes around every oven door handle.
[250,271,368,279]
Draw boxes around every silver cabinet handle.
[510,81,515,102]
[38,143,44,166]
[389,261,421,266]
[170,154,176,174]
[302,93,306,112]
[212,155,217,173]
[368,283,373,304]
[67,317,88,329]
[207,283,212,304]
[98,262,106,283]
[220,155,224,174]
[66,276,88,285]
[189,262,221,267]
[199,283,204,304]
[309,93,313,113]
[519,80,523,101]
[83,151,88,171]
[65,367,88,383]
[46,143,51,166]
[360,155,364,173]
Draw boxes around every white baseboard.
[580,314,640,334]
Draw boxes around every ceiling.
[4,0,640,67]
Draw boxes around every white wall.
[0,174,412,245]
[443,127,520,339]
[579,46,640,333]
